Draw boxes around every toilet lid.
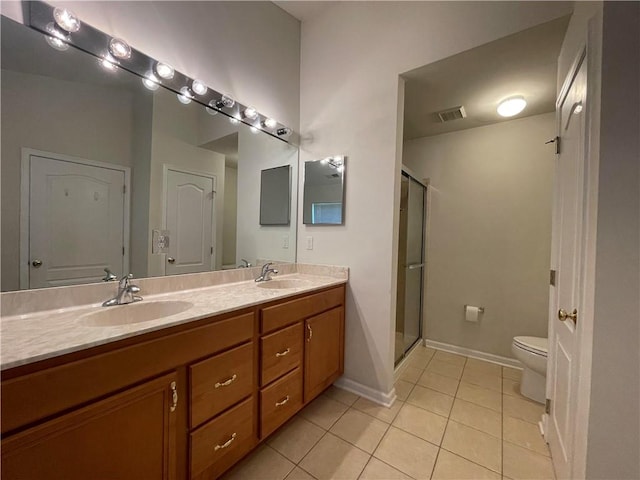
[514,336,548,356]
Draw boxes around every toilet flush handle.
[558,308,578,323]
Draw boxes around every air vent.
[437,106,467,123]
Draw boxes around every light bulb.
[321,158,329,164]
[276,127,292,137]
[109,38,131,60]
[100,56,118,72]
[497,96,526,117]
[44,22,69,51]
[229,117,240,125]
[220,94,235,108]
[243,106,258,120]
[53,7,80,33]
[45,34,69,51]
[177,86,192,105]
[155,62,174,80]
[263,117,277,129]
[142,72,160,91]
[191,79,207,96]
[574,104,583,114]
[206,101,219,115]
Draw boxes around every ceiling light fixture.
[109,38,131,60]
[497,96,527,117]
[191,79,207,96]
[177,86,192,104]
[243,106,258,120]
[53,7,80,33]
[155,62,174,80]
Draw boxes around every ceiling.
[273,1,335,22]
[402,16,570,140]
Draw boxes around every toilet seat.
[513,336,547,357]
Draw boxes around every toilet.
[511,336,548,404]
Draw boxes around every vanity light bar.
[27,0,294,142]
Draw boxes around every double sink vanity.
[1,264,348,479]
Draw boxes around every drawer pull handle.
[307,324,313,341]
[275,395,290,407]
[170,381,178,413]
[275,348,290,357]
[214,374,237,388]
[214,433,237,451]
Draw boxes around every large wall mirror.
[303,156,346,225]
[0,15,298,292]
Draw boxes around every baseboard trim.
[393,341,424,381]
[334,377,396,407]
[424,339,523,369]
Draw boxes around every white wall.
[298,2,573,398]
[0,70,136,291]
[223,166,238,267]
[404,113,555,359]
[0,1,300,130]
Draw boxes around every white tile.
[407,385,454,417]
[441,421,502,473]
[392,403,447,445]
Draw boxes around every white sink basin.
[256,279,313,290]
[82,300,193,327]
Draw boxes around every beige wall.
[298,2,573,398]
[223,166,238,267]
[403,113,555,358]
[0,70,136,291]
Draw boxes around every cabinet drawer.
[190,342,254,428]
[261,322,303,386]
[260,368,303,438]
[190,397,254,479]
[261,286,344,334]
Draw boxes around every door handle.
[31,259,43,268]
[407,263,424,270]
[558,308,578,322]
[167,257,176,264]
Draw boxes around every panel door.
[304,307,344,401]
[29,155,126,288]
[1,372,178,480]
[165,169,214,275]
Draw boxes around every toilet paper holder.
[464,305,485,313]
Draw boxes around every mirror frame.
[302,156,347,226]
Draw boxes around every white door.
[546,51,588,479]
[165,169,215,275]
[28,155,127,288]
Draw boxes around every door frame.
[161,164,217,275]
[545,14,601,476]
[19,148,131,289]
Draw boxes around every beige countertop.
[1,272,347,371]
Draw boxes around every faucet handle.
[118,273,133,287]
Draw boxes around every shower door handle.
[406,263,424,270]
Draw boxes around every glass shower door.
[395,172,426,365]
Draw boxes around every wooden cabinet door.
[2,372,178,480]
[304,307,344,401]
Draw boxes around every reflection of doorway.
[395,170,427,365]
[163,167,215,275]
[20,149,130,289]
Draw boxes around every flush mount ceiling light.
[155,62,174,80]
[262,118,278,129]
[109,38,131,60]
[243,106,258,120]
[497,96,527,117]
[141,72,160,91]
[177,86,192,105]
[53,7,80,33]
[191,79,207,96]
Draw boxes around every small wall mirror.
[303,156,346,225]
[260,165,291,225]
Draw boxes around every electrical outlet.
[306,236,313,250]
[283,235,289,249]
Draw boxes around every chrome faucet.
[102,274,143,306]
[102,268,117,282]
[255,262,278,282]
[238,258,252,268]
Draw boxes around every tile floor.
[222,346,554,480]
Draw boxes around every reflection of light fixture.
[243,106,258,120]
[250,126,259,134]
[229,116,240,125]
[206,101,218,115]
[100,56,118,72]
[321,155,344,171]
[215,94,235,109]
[497,96,526,117]
[155,62,174,80]
[109,38,131,59]
[177,86,192,104]
[142,72,160,91]
[44,22,69,51]
[276,127,292,137]
[574,103,583,114]
[262,117,277,129]
[53,7,80,33]
[191,79,207,96]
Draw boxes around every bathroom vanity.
[0,270,346,479]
